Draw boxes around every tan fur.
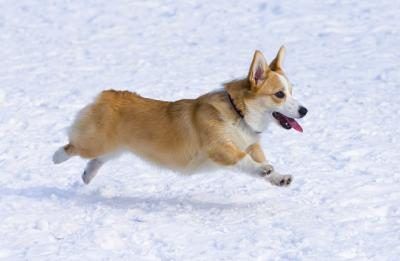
[246,143,266,163]
[67,89,252,171]
[56,47,301,186]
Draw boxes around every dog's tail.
[52,143,76,164]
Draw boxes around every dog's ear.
[270,45,286,71]
[248,50,269,91]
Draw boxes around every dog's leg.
[235,154,274,177]
[81,152,121,184]
[247,143,293,187]
[208,142,273,177]
[82,158,106,184]
[246,143,266,163]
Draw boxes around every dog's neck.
[227,92,245,118]
[226,91,263,135]
[243,98,271,133]
[224,78,268,135]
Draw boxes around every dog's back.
[57,90,225,171]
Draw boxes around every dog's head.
[227,47,307,133]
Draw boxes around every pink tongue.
[287,118,303,132]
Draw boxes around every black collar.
[227,93,244,118]
[226,92,262,135]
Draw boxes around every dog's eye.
[275,91,285,98]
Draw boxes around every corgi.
[53,46,307,186]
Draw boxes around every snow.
[1,0,400,260]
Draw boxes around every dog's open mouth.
[272,112,303,132]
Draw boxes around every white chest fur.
[227,120,259,151]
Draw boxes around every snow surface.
[1,0,400,260]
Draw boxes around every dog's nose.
[298,106,308,117]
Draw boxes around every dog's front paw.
[269,174,293,187]
[259,164,274,177]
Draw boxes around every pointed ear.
[270,45,286,71]
[248,50,269,90]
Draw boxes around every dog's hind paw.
[269,174,292,187]
[82,171,92,185]
[81,158,104,185]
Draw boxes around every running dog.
[53,46,307,186]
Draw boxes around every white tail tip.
[52,147,71,164]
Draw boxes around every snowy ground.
[1,0,400,260]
